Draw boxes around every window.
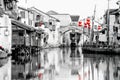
[29,12,33,20]
[36,15,41,21]
[113,27,118,32]
[49,22,52,25]
[28,19,32,26]
[102,30,105,34]
[20,11,25,18]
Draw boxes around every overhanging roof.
[11,19,46,34]
[104,9,119,15]
[110,9,119,15]
[70,15,80,22]
[11,19,35,31]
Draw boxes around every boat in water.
[82,43,114,55]
[82,3,120,55]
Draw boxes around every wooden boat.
[82,43,115,55]
[112,47,120,54]
[82,46,113,54]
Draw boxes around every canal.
[1,47,120,80]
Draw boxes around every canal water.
[1,47,120,80]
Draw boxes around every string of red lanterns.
[78,18,102,30]
[78,18,91,29]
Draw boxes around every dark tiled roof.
[11,19,35,31]
[47,10,58,15]
[11,19,44,34]
[70,15,80,22]
[104,9,119,15]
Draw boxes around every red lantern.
[88,25,90,29]
[86,18,90,25]
[98,25,101,30]
[78,21,82,26]
[84,23,87,28]
[87,18,90,21]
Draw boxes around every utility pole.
[90,5,96,43]
[107,0,110,45]
[83,19,85,45]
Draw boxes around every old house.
[30,7,60,47]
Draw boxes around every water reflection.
[12,47,120,80]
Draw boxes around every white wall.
[109,15,115,37]
[0,15,11,80]
[0,15,12,53]
[50,14,72,26]
[18,8,34,27]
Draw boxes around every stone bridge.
[58,26,84,34]
[58,26,89,46]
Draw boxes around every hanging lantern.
[78,21,82,26]
[86,18,90,25]
[86,18,90,21]
[84,23,87,28]
[88,25,91,29]
[98,25,101,30]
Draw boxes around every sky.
[18,0,119,19]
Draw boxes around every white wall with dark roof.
[50,14,72,26]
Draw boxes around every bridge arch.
[59,26,84,35]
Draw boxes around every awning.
[11,19,35,31]
[109,9,119,15]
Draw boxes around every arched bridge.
[58,26,84,34]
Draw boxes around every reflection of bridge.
[58,26,84,34]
